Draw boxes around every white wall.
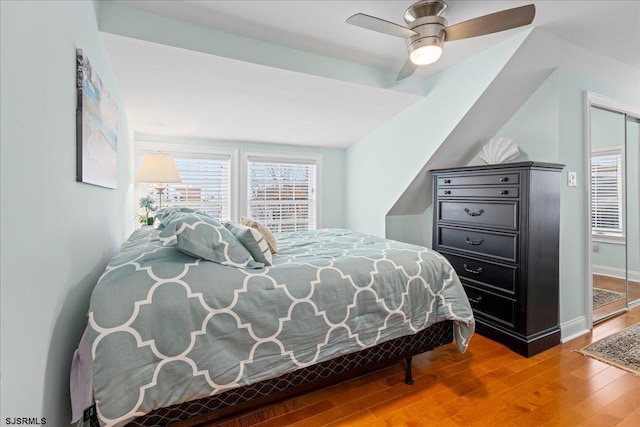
[0,1,134,424]
[467,70,561,166]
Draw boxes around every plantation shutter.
[591,150,623,236]
[139,153,231,220]
[247,157,317,232]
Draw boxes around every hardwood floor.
[204,307,640,427]
[593,274,640,321]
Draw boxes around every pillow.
[240,217,278,254]
[225,222,273,266]
[155,208,211,229]
[159,213,264,269]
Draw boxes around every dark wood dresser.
[431,161,564,357]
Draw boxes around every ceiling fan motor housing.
[406,15,447,64]
[403,0,448,23]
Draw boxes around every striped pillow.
[225,223,273,266]
[240,217,278,254]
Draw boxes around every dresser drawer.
[438,173,519,187]
[438,186,519,198]
[438,201,518,230]
[463,285,516,328]
[437,227,517,262]
[442,252,517,294]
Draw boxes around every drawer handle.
[464,236,484,246]
[444,179,451,184]
[499,177,509,182]
[463,264,483,275]
[469,296,483,304]
[464,208,484,217]
[500,190,509,195]
[444,190,451,195]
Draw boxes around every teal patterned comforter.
[89,228,474,426]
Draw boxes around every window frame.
[240,149,323,230]
[590,144,626,243]
[135,141,239,221]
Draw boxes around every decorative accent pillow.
[155,208,211,229]
[225,222,273,266]
[240,217,278,254]
[159,213,264,268]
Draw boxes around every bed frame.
[124,320,453,426]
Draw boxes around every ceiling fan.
[346,0,535,80]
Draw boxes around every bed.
[74,212,474,426]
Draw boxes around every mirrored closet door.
[626,116,640,307]
[589,102,640,323]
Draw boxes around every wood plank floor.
[206,306,640,427]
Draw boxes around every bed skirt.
[128,320,454,426]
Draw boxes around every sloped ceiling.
[100,1,639,148]
[101,33,423,148]
[387,30,595,216]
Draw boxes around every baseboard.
[560,315,590,343]
[592,265,640,282]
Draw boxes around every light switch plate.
[568,172,577,187]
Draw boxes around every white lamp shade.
[136,153,182,183]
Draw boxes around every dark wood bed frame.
[122,320,454,426]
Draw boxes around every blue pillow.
[155,208,211,229]
[159,213,263,269]
[224,222,273,266]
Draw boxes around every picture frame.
[76,48,118,189]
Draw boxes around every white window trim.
[135,141,239,221]
[590,144,625,240]
[240,149,323,228]
[592,235,626,245]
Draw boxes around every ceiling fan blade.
[396,58,417,81]
[444,4,535,42]
[346,13,419,38]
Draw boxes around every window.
[591,147,625,238]
[136,144,322,230]
[246,155,319,232]
[137,143,235,221]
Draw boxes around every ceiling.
[102,32,422,148]
[105,0,640,148]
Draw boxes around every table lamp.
[135,153,182,208]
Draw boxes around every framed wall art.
[76,48,118,189]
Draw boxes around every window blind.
[591,150,623,236]
[247,159,316,232]
[139,154,231,220]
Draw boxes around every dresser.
[431,162,564,357]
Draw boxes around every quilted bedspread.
[89,228,474,426]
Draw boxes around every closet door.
[590,105,640,322]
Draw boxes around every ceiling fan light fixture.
[345,1,535,79]
[408,37,443,65]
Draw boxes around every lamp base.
[155,184,166,209]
